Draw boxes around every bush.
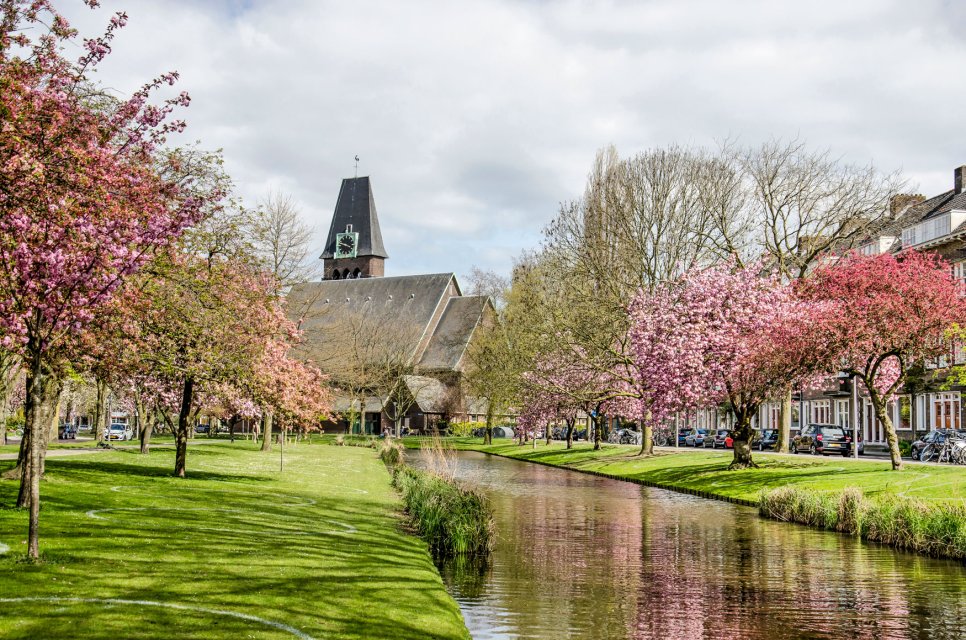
[898,440,912,458]
[760,486,966,559]
[379,439,405,467]
[448,421,486,437]
[392,466,493,556]
[334,434,345,447]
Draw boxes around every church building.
[287,176,492,434]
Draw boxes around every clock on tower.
[335,230,359,259]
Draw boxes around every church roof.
[417,295,491,371]
[320,177,389,259]
[286,273,463,371]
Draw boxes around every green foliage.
[392,466,494,557]
[379,439,405,467]
[448,421,485,437]
[760,486,966,559]
[898,439,912,458]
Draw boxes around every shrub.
[760,486,966,559]
[334,434,345,447]
[392,466,493,556]
[898,440,912,458]
[448,421,485,437]
[379,439,405,468]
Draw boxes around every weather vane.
[354,155,360,178]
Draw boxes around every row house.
[674,165,966,448]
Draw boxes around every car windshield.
[110,426,124,431]
[697,429,708,434]
[822,427,845,437]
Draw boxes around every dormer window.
[902,210,966,247]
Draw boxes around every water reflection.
[417,451,966,640]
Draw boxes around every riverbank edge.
[466,447,757,507]
[463,445,966,562]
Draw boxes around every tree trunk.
[261,410,274,452]
[566,418,574,449]
[729,409,758,469]
[24,360,56,559]
[775,389,792,454]
[870,390,902,471]
[545,422,552,446]
[639,417,653,456]
[593,413,602,451]
[15,413,32,506]
[483,403,493,445]
[93,378,107,444]
[174,377,194,478]
[139,407,154,455]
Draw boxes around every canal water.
[416,450,966,640]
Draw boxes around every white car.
[106,423,134,441]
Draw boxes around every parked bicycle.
[919,434,966,464]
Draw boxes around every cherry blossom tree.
[629,264,835,469]
[0,1,212,557]
[800,251,965,470]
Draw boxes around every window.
[902,210,966,246]
[836,400,849,428]
[811,400,831,424]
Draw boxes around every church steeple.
[321,176,388,279]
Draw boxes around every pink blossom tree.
[800,251,966,470]
[629,264,835,469]
[0,1,211,557]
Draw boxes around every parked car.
[756,429,778,451]
[194,424,209,434]
[677,429,691,447]
[791,424,851,456]
[685,428,709,447]
[106,423,134,441]
[708,429,733,449]
[58,424,77,440]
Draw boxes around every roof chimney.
[956,165,966,194]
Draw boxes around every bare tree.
[248,191,320,288]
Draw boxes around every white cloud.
[59,0,966,279]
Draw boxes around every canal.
[420,450,966,640]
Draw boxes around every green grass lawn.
[447,438,966,505]
[0,442,469,640]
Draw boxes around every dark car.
[756,429,778,451]
[792,424,852,456]
[194,424,209,434]
[677,429,691,447]
[58,424,77,440]
[708,429,732,449]
[685,428,709,447]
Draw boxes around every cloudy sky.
[61,0,966,280]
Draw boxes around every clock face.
[335,232,358,258]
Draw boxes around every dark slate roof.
[320,177,389,259]
[418,296,490,372]
[286,273,458,370]
[917,189,966,221]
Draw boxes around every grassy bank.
[381,435,494,558]
[760,486,966,559]
[448,439,966,559]
[0,441,469,640]
[452,439,966,503]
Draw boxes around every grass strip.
[0,441,469,640]
[760,486,966,558]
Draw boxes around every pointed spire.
[320,177,389,259]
